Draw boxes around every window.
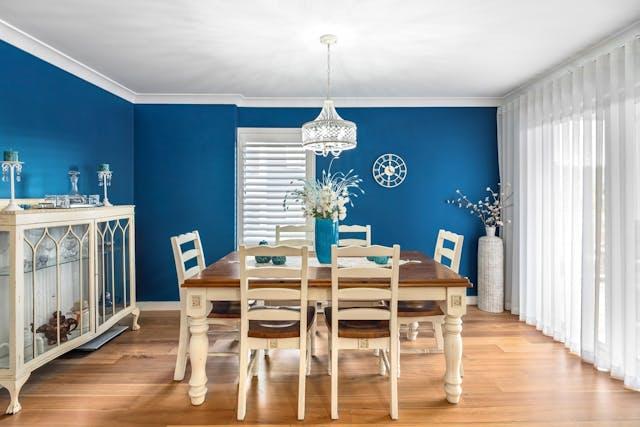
[236,128,315,246]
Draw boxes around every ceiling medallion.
[302,34,357,157]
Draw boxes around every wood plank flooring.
[1,307,639,426]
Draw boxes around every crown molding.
[134,93,502,107]
[503,19,640,103]
[1,19,500,107]
[0,18,137,102]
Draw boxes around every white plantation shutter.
[237,128,315,246]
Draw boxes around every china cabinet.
[0,205,138,414]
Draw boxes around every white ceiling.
[1,0,639,101]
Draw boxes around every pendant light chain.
[326,42,331,100]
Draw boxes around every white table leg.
[443,314,462,403]
[188,314,209,405]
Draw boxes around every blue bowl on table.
[255,240,271,264]
[271,256,286,265]
[372,256,389,265]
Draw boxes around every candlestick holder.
[2,161,24,212]
[68,170,80,196]
[97,169,113,207]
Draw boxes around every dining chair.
[237,244,315,421]
[338,224,371,246]
[398,229,464,352]
[275,224,314,246]
[326,244,400,420]
[171,231,242,381]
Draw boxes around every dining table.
[181,250,471,406]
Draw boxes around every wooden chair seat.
[393,300,444,317]
[209,301,242,319]
[248,306,316,339]
[324,307,390,339]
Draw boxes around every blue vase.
[315,218,338,264]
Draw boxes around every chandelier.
[302,34,357,157]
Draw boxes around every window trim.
[236,127,315,248]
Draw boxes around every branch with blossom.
[283,159,364,221]
[446,184,512,227]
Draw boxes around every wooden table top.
[183,250,472,288]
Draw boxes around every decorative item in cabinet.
[0,205,138,415]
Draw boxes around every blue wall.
[0,41,134,203]
[134,106,497,300]
[1,39,498,301]
[134,104,238,301]
[239,107,498,297]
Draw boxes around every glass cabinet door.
[96,218,131,326]
[23,224,90,364]
[0,231,10,369]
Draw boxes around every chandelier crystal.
[302,34,357,157]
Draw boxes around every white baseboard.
[139,297,478,311]
[138,301,180,311]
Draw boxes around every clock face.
[372,153,407,188]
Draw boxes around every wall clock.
[372,153,407,188]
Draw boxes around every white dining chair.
[399,229,464,352]
[237,244,315,421]
[338,224,371,246]
[171,231,241,382]
[326,244,400,420]
[275,224,314,246]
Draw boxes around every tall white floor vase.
[477,226,504,313]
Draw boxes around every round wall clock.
[372,153,407,188]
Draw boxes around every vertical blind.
[498,34,640,390]
[237,129,313,245]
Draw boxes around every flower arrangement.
[283,160,364,221]
[446,184,511,227]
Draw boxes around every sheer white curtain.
[498,35,640,390]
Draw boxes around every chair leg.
[173,311,189,381]
[460,361,464,377]
[237,348,249,421]
[331,346,339,420]
[298,342,307,420]
[397,334,401,378]
[310,318,317,357]
[327,332,332,376]
[252,350,260,377]
[306,333,312,376]
[407,321,419,341]
[378,349,386,375]
[390,342,399,420]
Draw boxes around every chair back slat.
[171,230,206,290]
[247,308,301,321]
[338,287,391,300]
[337,307,391,321]
[338,224,371,247]
[239,245,309,333]
[247,287,301,300]
[434,229,464,273]
[244,244,307,257]
[275,224,314,246]
[336,267,393,279]
[334,244,394,257]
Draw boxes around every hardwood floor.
[1,307,638,426]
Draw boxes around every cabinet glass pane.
[0,231,10,369]
[97,219,130,325]
[24,225,88,363]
